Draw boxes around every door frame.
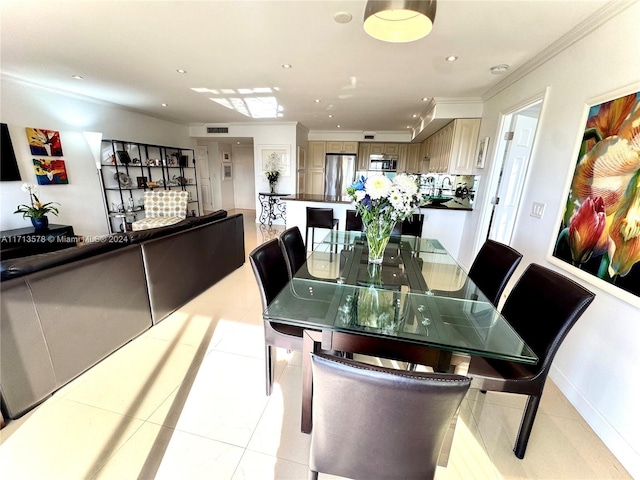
[474,87,549,254]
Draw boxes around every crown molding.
[482,0,636,101]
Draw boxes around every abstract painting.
[26,127,64,156]
[33,158,69,185]
[551,89,640,301]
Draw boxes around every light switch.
[531,202,545,219]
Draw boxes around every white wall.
[1,77,193,237]
[459,3,640,476]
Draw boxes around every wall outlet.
[531,202,546,219]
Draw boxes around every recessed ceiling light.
[161,103,168,107]
[314,99,321,103]
[333,11,353,24]
[412,114,418,118]
[72,75,83,80]
[282,64,292,69]
[490,64,510,75]
[176,69,187,74]
[421,97,429,102]
[328,114,333,118]
[337,125,341,128]
[406,125,411,129]
[445,55,458,62]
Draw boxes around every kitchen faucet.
[442,177,452,190]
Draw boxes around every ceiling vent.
[363,131,376,140]
[206,126,229,134]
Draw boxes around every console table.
[258,193,289,226]
[0,224,77,259]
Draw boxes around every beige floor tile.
[0,399,144,480]
[231,450,309,480]
[93,422,244,480]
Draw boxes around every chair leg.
[265,345,274,396]
[514,394,541,459]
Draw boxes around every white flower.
[354,190,366,202]
[21,183,38,194]
[365,175,393,200]
[393,174,418,195]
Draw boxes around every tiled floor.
[0,209,630,479]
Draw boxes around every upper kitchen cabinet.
[405,143,422,173]
[326,141,358,154]
[397,144,408,172]
[425,119,480,175]
[358,143,370,170]
[369,143,399,155]
[309,141,326,169]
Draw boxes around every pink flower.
[568,196,607,264]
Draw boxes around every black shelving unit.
[99,139,199,233]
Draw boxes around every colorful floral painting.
[553,90,640,298]
[33,158,69,185]
[26,127,64,156]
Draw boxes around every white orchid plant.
[14,183,60,219]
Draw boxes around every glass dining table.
[263,231,538,434]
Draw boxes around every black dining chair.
[468,263,595,459]
[279,226,307,280]
[249,238,304,396]
[306,207,339,249]
[308,353,471,480]
[345,209,363,232]
[392,212,424,237]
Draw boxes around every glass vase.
[269,181,277,194]
[364,216,393,264]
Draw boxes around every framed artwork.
[260,145,291,177]
[136,176,148,188]
[549,86,640,307]
[26,127,64,156]
[222,151,231,162]
[222,163,232,180]
[33,158,69,185]
[475,136,489,168]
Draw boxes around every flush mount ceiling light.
[490,64,510,75]
[364,0,437,43]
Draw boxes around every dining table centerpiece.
[347,173,425,264]
[13,183,60,231]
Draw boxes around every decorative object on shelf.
[173,175,188,186]
[14,183,60,230]
[33,158,68,185]
[114,172,132,187]
[551,87,640,306]
[136,176,147,188]
[363,0,437,44]
[475,136,489,168]
[25,127,64,156]
[116,150,131,165]
[347,174,425,264]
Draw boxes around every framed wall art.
[222,162,232,180]
[475,136,489,168]
[26,127,64,156]
[222,151,231,162]
[260,145,291,177]
[33,158,69,185]
[548,85,640,307]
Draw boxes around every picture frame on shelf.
[136,176,147,188]
[475,136,489,168]
[547,84,640,308]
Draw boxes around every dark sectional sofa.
[0,211,245,423]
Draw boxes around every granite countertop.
[282,193,472,210]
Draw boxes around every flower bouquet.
[264,152,281,193]
[14,183,60,231]
[347,174,425,264]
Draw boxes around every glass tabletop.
[264,233,538,365]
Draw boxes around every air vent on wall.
[206,126,229,134]
[363,131,376,140]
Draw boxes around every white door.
[232,146,256,209]
[197,146,214,212]
[488,113,539,244]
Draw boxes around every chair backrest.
[345,210,363,231]
[249,238,290,310]
[309,353,470,480]
[391,213,424,237]
[502,263,595,375]
[143,190,188,218]
[306,207,335,229]
[468,239,523,306]
[279,226,307,279]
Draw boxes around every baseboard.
[549,366,639,478]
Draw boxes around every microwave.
[369,154,398,172]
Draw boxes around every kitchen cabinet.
[309,141,326,169]
[368,143,398,155]
[406,143,422,173]
[424,119,480,174]
[358,143,370,170]
[383,143,399,155]
[397,144,408,172]
[307,169,325,195]
[326,141,357,153]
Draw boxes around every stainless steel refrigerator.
[324,154,356,197]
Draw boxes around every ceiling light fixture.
[282,64,292,69]
[314,99,321,103]
[445,55,458,62]
[72,75,83,80]
[421,97,429,102]
[176,69,187,74]
[161,103,168,107]
[363,0,437,43]
[333,11,353,24]
[490,64,510,75]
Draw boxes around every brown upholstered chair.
[308,353,470,480]
[249,238,303,396]
[468,263,595,458]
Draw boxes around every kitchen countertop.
[282,193,472,210]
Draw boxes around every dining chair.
[467,263,595,459]
[306,207,339,249]
[467,239,523,306]
[345,209,363,232]
[249,238,304,396]
[308,353,470,480]
[392,212,424,237]
[279,226,309,279]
